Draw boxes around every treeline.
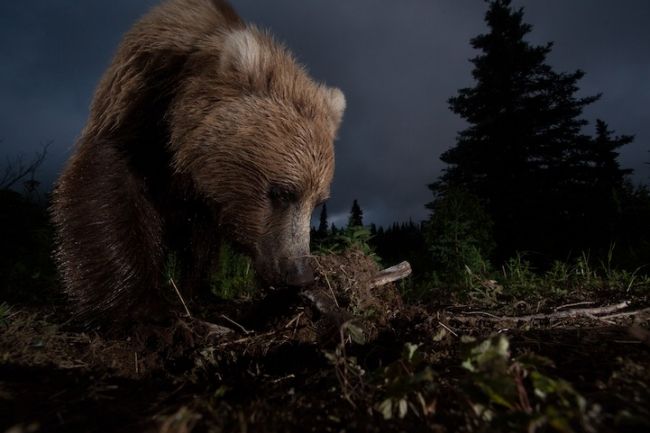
[0,143,59,301]
[314,0,650,290]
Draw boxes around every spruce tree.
[432,0,612,260]
[590,119,633,188]
[577,120,633,247]
[317,203,329,238]
[348,199,364,228]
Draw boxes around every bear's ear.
[211,0,243,26]
[220,28,267,88]
[324,87,346,127]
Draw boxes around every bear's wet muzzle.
[256,255,315,288]
[282,257,314,288]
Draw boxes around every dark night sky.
[1,0,648,227]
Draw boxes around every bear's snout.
[282,257,314,288]
[255,254,315,288]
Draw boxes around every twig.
[215,330,278,348]
[284,311,304,337]
[0,140,52,189]
[323,272,340,307]
[201,320,234,337]
[220,314,251,334]
[463,310,503,320]
[555,301,595,311]
[284,312,303,329]
[169,278,192,318]
[599,307,650,320]
[335,325,359,408]
[271,374,296,384]
[369,261,412,288]
[454,301,632,323]
[311,256,340,307]
[134,352,139,375]
[438,321,459,337]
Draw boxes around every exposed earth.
[1,250,649,433]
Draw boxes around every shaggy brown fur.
[51,0,345,323]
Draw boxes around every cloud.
[1,0,648,226]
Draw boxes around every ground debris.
[1,250,649,433]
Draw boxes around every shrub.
[424,188,495,286]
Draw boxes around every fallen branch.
[453,301,634,323]
[220,314,251,334]
[554,301,595,311]
[369,261,412,288]
[169,278,192,318]
[599,307,650,320]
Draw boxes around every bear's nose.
[284,258,314,288]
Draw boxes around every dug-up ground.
[1,249,649,433]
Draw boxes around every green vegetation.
[315,225,379,262]
[374,343,436,420]
[311,194,649,306]
[0,302,10,327]
[164,242,256,301]
[424,188,494,285]
[209,242,257,299]
[0,189,59,304]
[459,336,597,432]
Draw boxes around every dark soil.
[1,250,649,433]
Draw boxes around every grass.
[163,242,258,302]
[0,302,10,326]
[404,247,650,308]
[209,242,257,300]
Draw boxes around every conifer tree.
[590,119,633,187]
[430,0,632,260]
[317,203,329,238]
[348,199,364,228]
[577,120,633,247]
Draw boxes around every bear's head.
[172,27,345,288]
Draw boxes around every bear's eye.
[268,185,298,205]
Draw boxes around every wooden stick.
[453,301,632,323]
[438,320,459,337]
[554,301,595,311]
[220,314,251,334]
[599,307,650,320]
[369,261,412,288]
[169,278,192,318]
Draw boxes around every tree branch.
[0,140,52,189]
[452,301,639,323]
[369,261,412,288]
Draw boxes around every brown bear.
[51,0,345,323]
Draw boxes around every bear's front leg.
[52,140,167,326]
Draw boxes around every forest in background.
[312,0,650,302]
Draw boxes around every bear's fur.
[51,0,345,322]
